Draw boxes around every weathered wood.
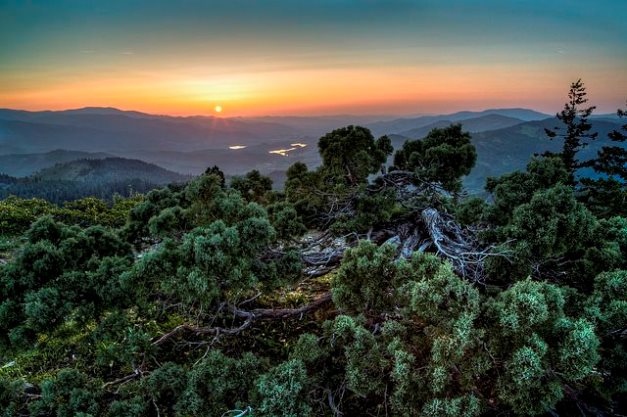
[153,292,333,346]
[420,207,510,283]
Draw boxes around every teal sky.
[1,0,625,115]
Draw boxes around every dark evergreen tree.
[318,125,392,186]
[581,101,627,216]
[393,124,476,193]
[204,165,226,188]
[230,169,273,204]
[544,79,598,184]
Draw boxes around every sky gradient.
[1,0,626,116]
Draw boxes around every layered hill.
[0,107,623,197]
[365,108,549,137]
[398,114,525,138]
[464,118,623,191]
[0,157,188,204]
[0,150,113,177]
[33,157,188,185]
[0,107,298,154]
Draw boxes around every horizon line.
[0,105,561,120]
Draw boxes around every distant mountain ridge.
[398,114,525,138]
[0,106,550,155]
[1,107,623,198]
[0,107,299,154]
[366,108,549,136]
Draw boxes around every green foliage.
[0,194,141,236]
[318,125,392,186]
[143,362,187,413]
[285,126,394,230]
[487,280,601,415]
[453,196,487,225]
[29,369,102,417]
[496,335,564,415]
[255,359,312,417]
[330,186,399,234]
[231,169,273,204]
[420,395,481,417]
[176,350,259,416]
[0,216,133,346]
[332,241,400,314]
[267,201,306,240]
[290,333,323,364]
[106,397,146,417]
[0,378,25,417]
[508,185,596,263]
[123,186,182,241]
[328,315,387,396]
[585,270,627,397]
[284,162,323,222]
[283,125,400,233]
[484,156,569,224]
[394,124,477,192]
[0,177,158,206]
[204,164,226,187]
[487,279,566,340]
[0,196,55,236]
[581,101,627,217]
[1,117,625,417]
[148,205,185,236]
[177,219,271,305]
[401,253,480,329]
[121,172,303,316]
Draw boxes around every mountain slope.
[0,107,299,154]
[366,108,548,136]
[0,157,190,204]
[399,114,525,138]
[0,150,113,177]
[464,118,624,192]
[34,157,188,185]
[0,107,550,155]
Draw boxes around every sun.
[214,105,223,113]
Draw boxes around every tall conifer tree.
[545,79,598,184]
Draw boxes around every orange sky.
[1,1,626,116]
[2,62,625,117]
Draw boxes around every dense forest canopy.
[0,81,626,416]
[0,158,189,205]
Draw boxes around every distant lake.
[229,145,247,150]
[269,143,308,156]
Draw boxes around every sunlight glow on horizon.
[1,64,624,116]
[1,1,625,116]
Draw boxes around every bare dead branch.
[421,208,511,283]
[153,293,333,346]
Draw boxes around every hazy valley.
[1,106,623,197]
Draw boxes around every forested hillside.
[0,84,625,416]
[0,158,189,205]
[0,151,113,178]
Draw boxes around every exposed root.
[421,208,510,283]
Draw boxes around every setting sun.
[214,105,222,113]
